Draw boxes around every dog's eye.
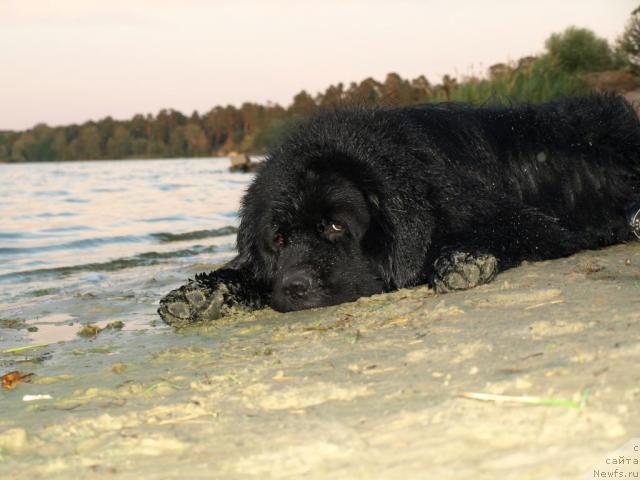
[317,221,347,239]
[274,233,285,248]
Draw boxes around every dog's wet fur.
[159,94,640,325]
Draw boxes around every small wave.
[151,226,238,243]
[0,234,145,255]
[0,245,220,282]
[89,187,127,193]
[42,225,95,233]
[36,212,77,218]
[155,183,193,191]
[28,287,60,297]
[12,212,77,220]
[0,227,238,256]
[142,215,186,223]
[33,190,69,197]
[0,232,30,239]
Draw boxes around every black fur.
[158,94,640,323]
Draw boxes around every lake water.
[0,158,253,347]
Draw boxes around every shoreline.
[1,241,639,478]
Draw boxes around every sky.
[0,0,636,130]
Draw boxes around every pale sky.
[0,0,636,130]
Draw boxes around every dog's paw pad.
[166,301,190,319]
[433,252,497,293]
[184,288,207,309]
[158,282,226,328]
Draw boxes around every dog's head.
[257,168,387,311]
[237,164,433,312]
[236,110,435,312]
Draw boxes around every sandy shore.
[1,242,639,479]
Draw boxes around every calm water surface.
[0,158,253,346]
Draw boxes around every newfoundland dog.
[158,94,640,326]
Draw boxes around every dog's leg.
[432,206,583,293]
[158,266,268,327]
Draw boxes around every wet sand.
[1,242,639,479]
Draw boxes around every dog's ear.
[232,221,257,268]
[360,193,388,283]
[364,193,433,289]
[235,190,270,280]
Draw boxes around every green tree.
[70,124,101,160]
[410,75,433,102]
[130,114,149,139]
[131,138,148,157]
[169,126,187,157]
[52,130,70,159]
[240,103,266,136]
[106,125,133,159]
[10,132,36,161]
[381,73,414,105]
[253,116,302,152]
[618,7,640,69]
[97,116,115,153]
[345,78,381,106]
[147,140,168,158]
[289,90,317,117]
[184,123,209,156]
[545,26,614,73]
[317,83,345,109]
[29,124,56,161]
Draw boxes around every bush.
[545,27,615,73]
[430,56,590,105]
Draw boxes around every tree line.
[2,18,639,163]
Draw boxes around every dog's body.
[159,94,640,325]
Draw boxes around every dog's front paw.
[158,281,229,327]
[433,251,498,293]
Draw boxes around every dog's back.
[400,95,640,248]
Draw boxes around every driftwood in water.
[229,153,260,172]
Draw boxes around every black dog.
[159,94,640,326]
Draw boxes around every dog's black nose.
[282,271,312,299]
